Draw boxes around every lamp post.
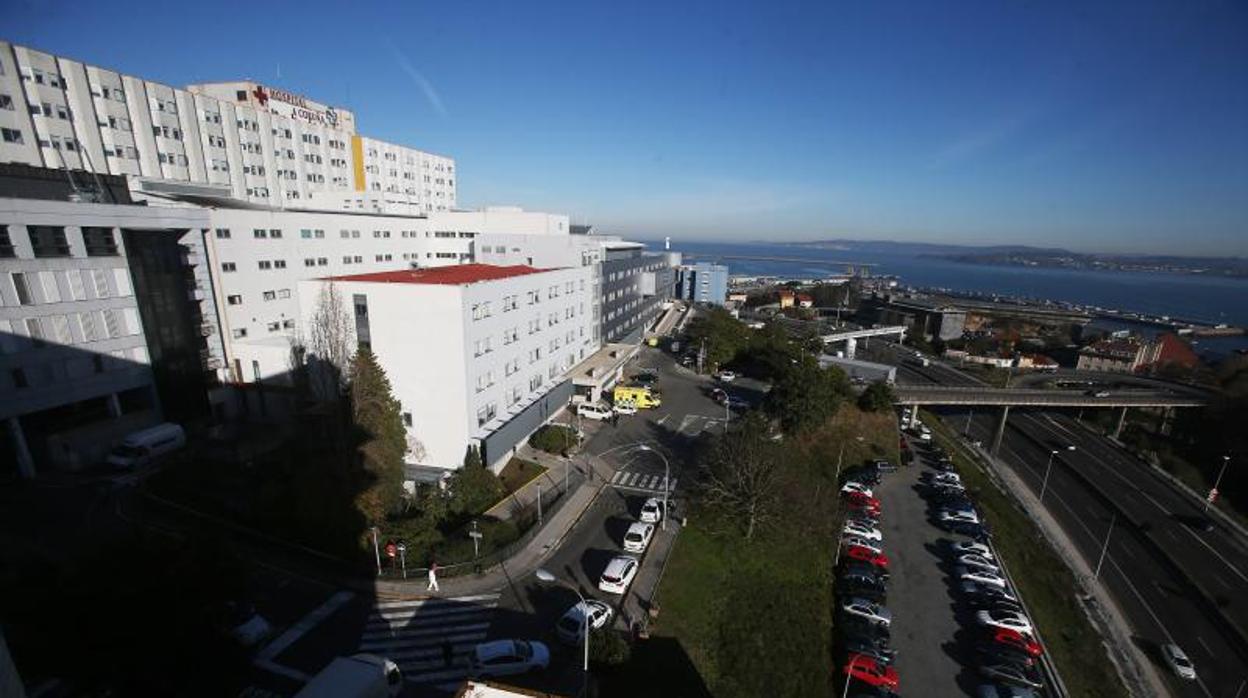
[964,409,973,436]
[1094,512,1117,581]
[1205,455,1232,514]
[636,444,671,531]
[535,568,590,695]
[1039,445,1076,504]
[370,526,382,576]
[841,652,869,698]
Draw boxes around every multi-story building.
[866,295,967,342]
[600,241,675,344]
[0,42,455,213]
[299,263,597,473]
[1,177,213,477]
[675,262,728,305]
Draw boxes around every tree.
[764,357,851,433]
[857,381,896,413]
[697,414,784,539]
[685,307,751,371]
[349,349,407,525]
[448,445,505,516]
[306,281,355,401]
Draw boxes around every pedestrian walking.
[442,640,454,667]
[427,561,440,592]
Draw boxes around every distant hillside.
[783,239,1071,256]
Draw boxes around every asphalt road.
[872,341,1248,697]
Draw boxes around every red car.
[846,492,881,509]
[844,545,889,569]
[988,627,1043,657]
[843,653,899,689]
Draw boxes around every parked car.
[960,567,1008,589]
[725,395,750,410]
[843,521,883,542]
[939,510,981,527]
[976,609,1033,635]
[974,642,1036,669]
[841,561,890,583]
[623,522,655,553]
[841,536,883,555]
[986,628,1043,658]
[845,546,889,571]
[975,683,1038,698]
[576,403,613,421]
[469,639,551,677]
[710,387,728,403]
[598,556,639,594]
[1162,644,1197,680]
[839,615,892,644]
[612,402,638,416]
[841,598,892,627]
[841,637,897,666]
[716,370,737,382]
[965,598,1026,615]
[948,519,992,540]
[961,581,1017,603]
[978,661,1044,690]
[836,575,888,603]
[842,654,899,690]
[639,497,664,523]
[951,540,993,558]
[555,600,614,644]
[632,371,659,387]
[841,481,874,498]
[958,554,1000,572]
[105,422,186,469]
[846,491,881,509]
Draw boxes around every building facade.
[0,42,455,213]
[1,196,211,477]
[300,264,597,473]
[600,242,675,344]
[675,262,728,305]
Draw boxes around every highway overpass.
[821,325,907,359]
[893,385,1208,408]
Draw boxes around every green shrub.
[529,424,580,454]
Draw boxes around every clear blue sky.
[7,0,1247,255]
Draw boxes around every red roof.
[324,264,548,286]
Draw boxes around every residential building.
[674,262,728,305]
[1,186,213,477]
[1139,333,1199,374]
[0,42,455,213]
[1076,339,1146,373]
[866,295,967,341]
[298,264,597,474]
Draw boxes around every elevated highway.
[821,325,907,359]
[894,385,1208,408]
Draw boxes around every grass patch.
[924,410,1129,698]
[497,457,547,495]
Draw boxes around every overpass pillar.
[907,404,918,427]
[991,405,1010,457]
[1113,406,1128,439]
[845,337,857,359]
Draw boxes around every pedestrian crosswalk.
[610,469,677,494]
[357,592,500,686]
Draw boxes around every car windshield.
[558,615,580,633]
[514,641,532,660]
[625,532,641,541]
[1171,652,1191,667]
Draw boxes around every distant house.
[796,293,814,309]
[1017,354,1059,372]
[1076,339,1146,373]
[1139,333,1199,374]
[778,290,796,309]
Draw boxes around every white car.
[841,536,883,555]
[576,403,613,421]
[842,521,883,542]
[951,540,993,558]
[623,522,655,553]
[716,370,737,382]
[598,555,639,594]
[556,600,614,644]
[841,482,874,498]
[976,609,1033,635]
[1162,643,1197,680]
[612,402,638,416]
[960,566,1008,589]
[939,509,980,525]
[958,554,999,572]
[640,497,664,523]
[469,639,551,677]
[841,598,892,626]
[932,472,961,485]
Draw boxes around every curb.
[483,462,555,519]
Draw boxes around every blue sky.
[7,0,1247,255]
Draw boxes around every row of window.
[0,226,117,260]
[0,306,141,353]
[5,347,147,393]
[230,318,295,339]
[224,288,291,305]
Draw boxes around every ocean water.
[664,240,1248,356]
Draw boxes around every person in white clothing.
[427,562,440,592]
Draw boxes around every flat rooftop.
[325,264,549,285]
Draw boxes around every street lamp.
[636,444,671,531]
[1206,455,1232,514]
[841,652,869,698]
[1039,445,1076,504]
[535,568,590,694]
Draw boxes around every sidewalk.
[618,516,681,636]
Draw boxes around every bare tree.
[304,281,355,401]
[697,414,784,539]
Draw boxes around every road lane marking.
[1195,635,1214,657]
[257,589,354,661]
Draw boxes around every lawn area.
[497,457,547,495]
[611,407,897,697]
[923,410,1130,698]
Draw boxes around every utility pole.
[537,484,543,526]
[1206,455,1232,514]
[370,527,381,576]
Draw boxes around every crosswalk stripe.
[360,629,489,653]
[369,603,498,624]
[374,593,499,610]
[611,470,624,484]
[362,620,490,641]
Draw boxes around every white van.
[105,422,185,469]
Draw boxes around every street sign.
[396,541,407,554]
[385,541,397,559]
[1207,488,1218,504]
[468,531,483,539]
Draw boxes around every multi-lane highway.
[870,342,1248,697]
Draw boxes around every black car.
[843,465,881,487]
[837,576,888,602]
[965,598,1026,615]
[632,371,659,387]
[841,561,890,583]
[960,580,1017,602]
[839,615,891,644]
[841,637,897,665]
[978,661,1044,690]
[947,520,992,540]
[973,642,1036,668]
